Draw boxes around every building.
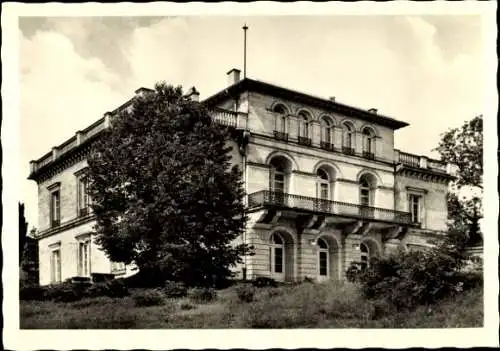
[28,68,456,285]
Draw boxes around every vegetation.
[434,114,483,246]
[86,83,252,287]
[20,280,482,329]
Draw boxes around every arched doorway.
[269,155,293,205]
[269,231,295,282]
[316,235,340,281]
[359,173,377,218]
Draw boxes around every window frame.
[270,233,285,276]
[76,234,91,277]
[49,242,62,283]
[47,183,61,227]
[317,238,329,277]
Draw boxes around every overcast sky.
[19,14,487,227]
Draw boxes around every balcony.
[396,150,448,174]
[342,146,355,156]
[273,131,289,141]
[298,136,312,146]
[208,107,237,128]
[320,141,334,151]
[248,190,415,225]
[362,151,375,160]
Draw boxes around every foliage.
[86,83,252,287]
[356,238,479,311]
[235,284,256,303]
[345,262,363,283]
[20,228,39,286]
[101,279,130,298]
[179,302,196,310]
[19,284,47,301]
[44,282,89,303]
[251,276,278,288]
[163,281,188,298]
[188,287,217,303]
[18,202,28,265]
[133,289,165,307]
[434,114,483,244]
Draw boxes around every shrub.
[357,248,466,310]
[163,281,187,298]
[179,302,196,310]
[345,262,362,283]
[103,279,129,298]
[133,289,165,307]
[20,285,47,301]
[188,287,217,303]
[45,282,85,303]
[252,276,278,288]
[303,276,314,284]
[235,284,256,303]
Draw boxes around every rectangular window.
[409,194,421,223]
[319,252,328,276]
[51,249,61,283]
[78,240,91,277]
[77,176,89,216]
[50,190,60,227]
[274,247,283,273]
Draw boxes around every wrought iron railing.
[320,141,334,151]
[342,146,355,155]
[273,131,288,141]
[248,190,414,225]
[298,136,312,146]
[362,151,375,160]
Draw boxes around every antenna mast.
[243,23,248,78]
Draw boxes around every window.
[318,238,329,277]
[297,112,309,138]
[77,175,89,216]
[50,190,61,227]
[273,104,287,134]
[320,117,334,148]
[359,179,370,206]
[342,123,354,154]
[360,243,369,270]
[51,248,61,283]
[77,239,91,277]
[270,233,285,274]
[362,127,375,159]
[409,194,422,223]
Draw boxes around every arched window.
[270,158,287,194]
[273,104,287,134]
[342,122,354,154]
[320,116,333,145]
[359,178,371,206]
[360,243,369,270]
[362,127,375,159]
[316,168,330,201]
[318,238,329,277]
[297,111,310,138]
[270,233,285,275]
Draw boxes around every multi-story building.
[28,68,456,285]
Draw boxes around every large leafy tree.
[434,115,483,246]
[87,83,250,287]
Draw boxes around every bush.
[20,285,47,301]
[163,281,187,298]
[45,282,85,303]
[133,289,165,307]
[103,279,129,298]
[345,262,362,283]
[303,276,314,284]
[235,284,256,303]
[179,302,196,310]
[252,276,278,288]
[357,248,467,310]
[188,287,217,303]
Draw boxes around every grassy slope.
[20,282,483,329]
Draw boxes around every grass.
[20,281,483,329]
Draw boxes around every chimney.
[227,68,241,86]
[186,86,200,102]
[329,96,336,102]
[368,108,378,114]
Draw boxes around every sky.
[19,14,487,228]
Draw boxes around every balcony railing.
[298,136,312,146]
[248,190,414,225]
[320,141,334,151]
[362,151,375,160]
[398,151,420,168]
[273,131,289,141]
[342,146,355,155]
[208,107,237,128]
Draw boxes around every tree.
[87,83,251,287]
[434,114,483,246]
[21,227,39,286]
[19,202,28,265]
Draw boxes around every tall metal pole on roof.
[243,23,248,78]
